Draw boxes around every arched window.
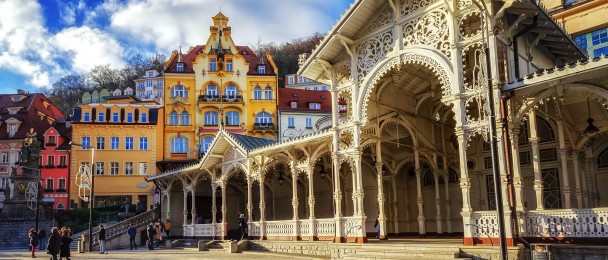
[204,111,218,125]
[264,87,273,100]
[169,111,178,125]
[171,137,187,153]
[170,85,188,98]
[200,137,214,155]
[597,148,608,168]
[225,85,237,98]
[226,111,239,126]
[180,111,190,125]
[423,172,434,186]
[253,86,262,100]
[255,112,272,124]
[205,85,218,96]
[537,116,555,143]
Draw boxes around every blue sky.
[0,0,354,94]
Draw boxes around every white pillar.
[259,175,266,239]
[557,120,572,208]
[528,110,544,210]
[509,126,525,211]
[375,141,387,239]
[414,149,425,236]
[183,189,188,227]
[457,132,473,243]
[434,174,443,235]
[391,176,400,234]
[307,165,316,239]
[291,161,300,239]
[212,183,217,224]
[351,150,367,240]
[191,185,197,225]
[573,151,583,208]
[332,156,343,242]
[444,178,452,234]
[164,190,171,220]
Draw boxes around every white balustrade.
[299,220,311,237]
[265,220,295,237]
[315,218,336,236]
[182,223,224,237]
[523,208,608,238]
[469,211,499,238]
[341,216,363,237]
[249,221,261,237]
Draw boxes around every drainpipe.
[513,15,538,79]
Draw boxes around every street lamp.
[22,166,42,233]
[69,141,95,252]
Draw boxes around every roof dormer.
[7,107,22,115]
[10,94,26,103]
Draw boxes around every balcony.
[168,96,189,105]
[198,95,220,102]
[222,95,242,102]
[253,123,274,131]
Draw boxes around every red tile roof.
[164,45,276,75]
[0,93,67,141]
[278,88,332,113]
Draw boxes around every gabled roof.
[228,133,276,152]
[278,88,332,113]
[0,93,66,141]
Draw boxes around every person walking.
[154,223,162,248]
[98,225,107,254]
[47,227,62,260]
[37,228,46,251]
[146,223,155,250]
[127,224,137,250]
[28,228,39,258]
[59,227,72,260]
[238,213,247,240]
[164,219,171,239]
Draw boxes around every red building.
[40,124,71,211]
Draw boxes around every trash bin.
[531,244,551,260]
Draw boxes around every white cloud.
[61,4,76,26]
[52,26,125,73]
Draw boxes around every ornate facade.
[148,0,608,248]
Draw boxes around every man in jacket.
[146,223,155,250]
[47,227,62,260]
[127,223,137,250]
[98,225,107,254]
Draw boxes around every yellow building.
[161,12,278,167]
[69,91,164,210]
[543,0,608,58]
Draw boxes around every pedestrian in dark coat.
[47,227,62,260]
[146,223,156,250]
[37,228,46,250]
[99,225,107,254]
[59,227,72,260]
[28,228,39,258]
[127,223,137,250]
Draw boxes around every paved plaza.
[0,248,325,260]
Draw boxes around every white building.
[285,74,328,91]
[277,88,332,141]
[134,70,164,103]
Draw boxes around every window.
[47,136,56,145]
[171,137,187,153]
[309,103,321,109]
[58,179,66,190]
[97,112,105,122]
[124,162,133,175]
[159,80,163,87]
[157,90,163,97]
[593,46,608,57]
[82,137,91,150]
[46,178,54,190]
[95,162,104,175]
[518,123,529,145]
[126,113,133,123]
[255,112,272,124]
[204,111,218,125]
[110,162,119,175]
[139,82,144,89]
[181,111,190,125]
[288,117,295,128]
[598,148,608,168]
[322,86,327,91]
[171,85,188,98]
[200,137,213,154]
[169,111,178,125]
[290,102,297,108]
[59,156,67,166]
[536,117,555,143]
[47,155,55,166]
[226,59,233,72]
[176,63,184,72]
[83,112,90,122]
[112,112,119,122]
[146,80,153,87]
[542,168,562,209]
[575,34,588,56]
[539,148,557,162]
[138,162,147,175]
[225,85,237,98]
[125,137,134,150]
[148,71,154,77]
[519,151,531,165]
[486,175,496,210]
[141,113,147,123]
[210,58,217,72]
[314,86,318,91]
[253,86,262,100]
[226,111,239,126]
[206,85,218,96]
[288,77,294,84]
[484,156,493,169]
[139,137,148,150]
[96,137,105,150]
[111,137,119,150]
[592,28,608,46]
[258,65,265,74]
[264,87,273,100]
[0,152,8,163]
[8,124,17,137]
[305,117,312,128]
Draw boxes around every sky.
[0,0,354,94]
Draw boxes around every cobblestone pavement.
[0,248,322,260]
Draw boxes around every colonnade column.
[221,181,227,239]
[509,126,525,211]
[291,162,300,240]
[211,182,217,238]
[557,120,572,208]
[259,175,266,239]
[457,131,474,245]
[443,178,452,234]
[528,110,544,210]
[246,175,253,238]
[375,140,386,239]
[573,151,583,208]
[585,150,595,207]
[351,149,367,242]
[183,188,189,227]
[332,155,343,242]
[414,149,425,237]
[164,190,171,220]
[191,184,197,225]
[391,176,400,234]
[433,173,443,235]
[306,165,316,240]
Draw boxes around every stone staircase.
[80,209,157,251]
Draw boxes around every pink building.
[40,125,71,211]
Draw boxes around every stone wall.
[0,220,53,249]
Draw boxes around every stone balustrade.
[89,209,157,247]
[183,223,224,237]
[522,207,608,238]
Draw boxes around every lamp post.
[23,166,42,232]
[69,141,95,252]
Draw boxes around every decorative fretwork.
[361,4,395,37]
[402,8,451,60]
[400,0,438,17]
[356,31,394,84]
[458,11,482,40]
[457,0,473,10]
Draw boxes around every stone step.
[341,253,469,260]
